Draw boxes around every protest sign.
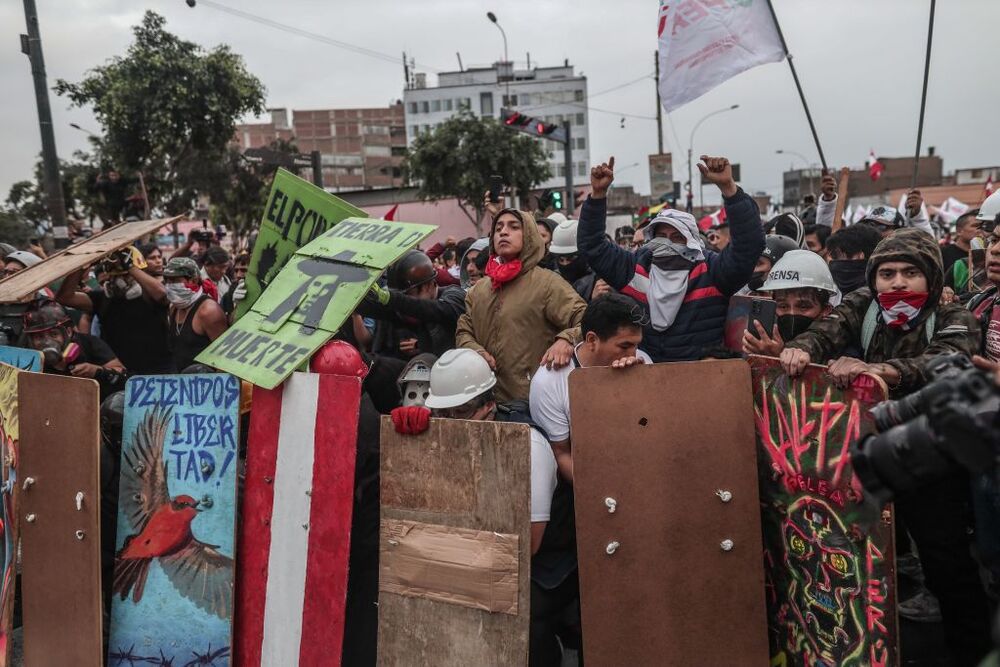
[108,374,240,666]
[198,218,436,389]
[749,356,896,667]
[0,365,19,667]
[0,217,180,304]
[235,168,367,319]
[0,346,40,372]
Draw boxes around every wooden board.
[569,359,769,665]
[107,374,240,666]
[0,216,180,304]
[18,373,102,666]
[378,418,531,667]
[237,372,361,666]
[0,346,40,372]
[0,365,20,667]
[749,356,897,666]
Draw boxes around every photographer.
[781,229,991,664]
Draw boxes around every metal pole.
[654,51,663,155]
[689,106,738,211]
[764,0,827,170]
[912,0,936,188]
[21,0,69,247]
[686,148,693,213]
[310,150,324,188]
[564,121,574,214]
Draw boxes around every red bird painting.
[113,406,233,618]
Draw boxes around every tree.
[54,11,265,216]
[404,111,551,234]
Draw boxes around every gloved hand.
[391,406,431,435]
[231,279,247,303]
[115,249,134,270]
[370,283,391,306]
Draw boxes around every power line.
[192,0,442,72]
[516,72,654,113]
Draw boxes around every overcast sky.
[2,0,998,208]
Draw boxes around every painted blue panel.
[0,346,41,372]
[108,374,240,666]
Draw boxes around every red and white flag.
[985,175,994,200]
[657,0,785,112]
[867,150,884,182]
[382,204,399,221]
[237,372,361,666]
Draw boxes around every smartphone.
[971,237,987,290]
[747,298,778,339]
[489,175,503,204]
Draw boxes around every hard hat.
[425,348,497,410]
[978,191,1000,230]
[549,218,579,255]
[22,300,71,334]
[859,205,905,230]
[309,340,368,378]
[761,235,800,265]
[547,212,568,226]
[0,243,17,259]
[5,250,42,270]
[387,250,436,290]
[398,353,437,407]
[761,249,838,294]
[100,246,148,276]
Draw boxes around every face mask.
[777,314,815,341]
[124,281,142,300]
[400,380,430,407]
[829,260,868,294]
[557,255,590,283]
[166,283,200,308]
[748,271,769,291]
[877,290,929,330]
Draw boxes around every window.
[556,164,566,177]
[408,102,418,114]
[444,99,453,111]
[502,94,518,106]
[420,101,429,113]
[576,137,586,150]
[575,89,584,102]
[577,162,587,177]
[576,113,585,126]
[391,146,407,156]
[431,99,441,112]
[458,98,471,110]
[422,124,431,134]
[480,92,494,116]
[410,125,419,137]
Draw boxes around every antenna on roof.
[402,51,410,88]
[456,52,464,72]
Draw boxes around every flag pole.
[912,0,937,188]
[764,0,827,170]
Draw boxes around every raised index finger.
[608,156,615,170]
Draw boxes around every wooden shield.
[569,360,769,665]
[378,419,531,666]
[749,356,897,666]
[18,373,102,666]
[0,365,20,667]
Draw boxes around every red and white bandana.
[877,290,929,330]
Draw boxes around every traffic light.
[551,191,563,210]
[500,108,568,144]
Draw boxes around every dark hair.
[441,247,457,263]
[773,286,832,307]
[826,225,882,260]
[456,237,476,259]
[203,246,231,265]
[136,241,160,258]
[803,224,831,249]
[582,293,645,340]
[234,252,251,266]
[955,209,980,232]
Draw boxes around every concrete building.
[403,61,590,191]
[953,166,1000,186]
[234,105,407,191]
[782,152,945,208]
[781,167,823,208]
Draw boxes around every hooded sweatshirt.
[456,209,587,403]
[786,229,979,396]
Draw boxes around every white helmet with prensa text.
[978,191,1000,230]
[549,218,579,255]
[424,349,497,410]
[761,249,838,294]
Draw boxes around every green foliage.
[54,11,265,215]
[404,111,551,233]
[0,210,37,248]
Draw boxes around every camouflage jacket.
[785,287,980,396]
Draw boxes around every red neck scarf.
[485,255,522,290]
[877,290,929,330]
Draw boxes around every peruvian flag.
[985,175,994,201]
[237,371,361,666]
[867,150,884,182]
[382,204,399,221]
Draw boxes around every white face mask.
[166,283,201,308]
[400,380,430,407]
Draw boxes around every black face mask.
[748,270,768,291]
[557,255,590,284]
[829,259,867,294]
[777,314,815,341]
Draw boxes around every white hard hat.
[761,249,838,294]
[424,348,497,410]
[5,251,41,269]
[549,218,579,255]
[548,212,568,226]
[978,191,1000,227]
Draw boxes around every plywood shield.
[569,359,769,665]
[0,365,21,667]
[749,356,897,666]
[18,373,102,666]
[378,419,531,666]
[108,374,240,666]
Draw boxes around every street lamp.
[69,122,98,138]
[486,11,510,100]
[776,149,820,202]
[687,104,739,212]
[775,149,810,168]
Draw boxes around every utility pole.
[21,0,69,247]
[654,51,663,155]
[563,120,574,215]
[310,151,324,188]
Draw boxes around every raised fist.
[590,157,615,198]
[697,156,737,197]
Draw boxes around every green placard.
[198,219,436,389]
[235,168,367,319]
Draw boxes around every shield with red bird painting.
[108,373,241,666]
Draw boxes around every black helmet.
[767,213,805,247]
[181,363,218,374]
[22,299,71,334]
[100,391,126,434]
[762,235,800,265]
[387,250,436,291]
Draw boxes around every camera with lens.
[192,228,215,244]
[852,354,1000,504]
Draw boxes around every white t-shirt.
[529,345,652,443]
[530,428,558,523]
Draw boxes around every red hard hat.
[310,340,368,378]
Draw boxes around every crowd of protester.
[3,153,1000,665]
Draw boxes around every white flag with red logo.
[867,150,884,182]
[657,0,785,112]
[985,175,994,200]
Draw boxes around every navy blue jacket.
[577,189,764,361]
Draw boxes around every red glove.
[391,406,431,435]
